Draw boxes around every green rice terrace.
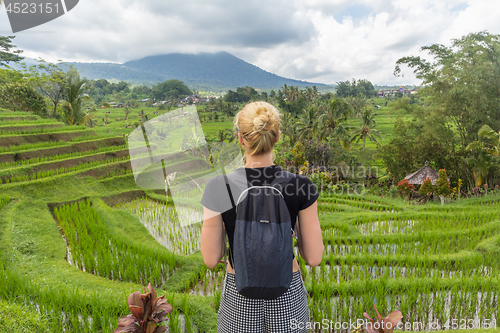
[0,108,499,333]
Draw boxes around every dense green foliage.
[336,78,376,97]
[395,31,500,146]
[151,79,192,101]
[378,111,461,183]
[383,31,500,188]
[24,60,67,118]
[0,82,47,116]
[224,86,259,102]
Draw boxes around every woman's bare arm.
[296,201,324,267]
[200,206,225,269]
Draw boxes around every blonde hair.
[234,101,280,156]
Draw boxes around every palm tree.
[62,70,89,125]
[216,129,236,142]
[296,104,320,141]
[465,150,499,186]
[280,111,300,148]
[350,108,383,149]
[138,109,149,124]
[317,98,353,150]
[216,98,226,114]
[466,124,500,156]
[465,124,500,186]
[81,107,98,128]
[346,94,369,117]
[124,107,131,126]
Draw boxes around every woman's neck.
[244,152,274,168]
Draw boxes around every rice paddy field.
[0,107,499,333]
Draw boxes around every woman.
[200,101,324,332]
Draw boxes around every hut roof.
[404,161,439,185]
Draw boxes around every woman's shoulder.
[281,171,319,205]
[282,170,316,187]
[205,174,224,188]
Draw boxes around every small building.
[404,161,439,185]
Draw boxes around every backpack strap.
[222,173,236,280]
[269,168,298,252]
[225,167,252,194]
[223,174,236,209]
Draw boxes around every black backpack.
[224,166,296,299]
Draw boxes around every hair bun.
[253,106,271,132]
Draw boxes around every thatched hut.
[404,161,439,185]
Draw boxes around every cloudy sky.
[1,0,499,85]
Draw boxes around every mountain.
[67,52,326,91]
[68,63,164,85]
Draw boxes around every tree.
[276,85,308,116]
[389,96,422,114]
[280,111,300,148]
[25,59,67,118]
[138,109,149,124]
[0,36,24,67]
[317,98,352,150]
[378,107,464,186]
[345,94,369,117]
[466,125,500,157]
[151,79,191,101]
[350,108,383,149]
[215,129,236,143]
[465,149,499,186]
[336,79,376,98]
[394,31,500,148]
[124,107,131,126]
[0,82,47,116]
[61,70,90,125]
[0,66,25,84]
[216,98,227,114]
[296,104,320,141]
[81,107,98,128]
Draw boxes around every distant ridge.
[67,51,326,91]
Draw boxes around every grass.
[0,299,51,332]
[1,106,499,332]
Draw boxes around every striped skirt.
[217,270,310,332]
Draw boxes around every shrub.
[397,179,414,198]
[303,138,333,167]
[436,169,451,197]
[418,176,435,197]
[114,283,172,333]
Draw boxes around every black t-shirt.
[200,164,319,267]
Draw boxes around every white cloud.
[1,0,499,85]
